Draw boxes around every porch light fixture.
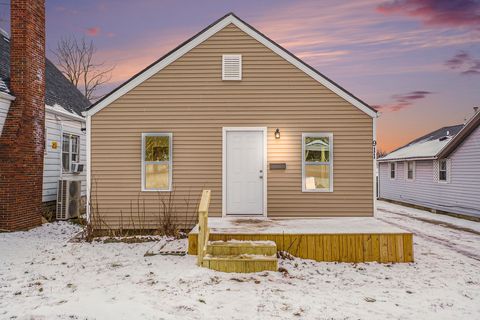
[274,128,280,139]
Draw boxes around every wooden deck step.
[207,240,277,256]
[202,254,278,273]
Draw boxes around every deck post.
[197,190,211,266]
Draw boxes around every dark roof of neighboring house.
[437,110,480,158]
[404,125,464,147]
[87,12,377,117]
[0,32,90,116]
[379,111,480,162]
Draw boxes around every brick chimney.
[0,0,46,231]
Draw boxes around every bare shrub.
[84,179,201,240]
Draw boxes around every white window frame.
[141,133,173,192]
[438,159,448,183]
[406,161,415,181]
[62,133,80,173]
[390,162,396,180]
[302,132,333,192]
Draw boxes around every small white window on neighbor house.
[222,54,242,80]
[406,161,415,180]
[439,159,448,182]
[142,133,172,191]
[302,133,333,192]
[62,133,80,173]
[390,162,396,179]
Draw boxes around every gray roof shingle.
[379,124,464,161]
[0,33,90,116]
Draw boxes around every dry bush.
[84,178,201,241]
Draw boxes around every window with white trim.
[142,133,172,191]
[62,133,80,173]
[390,162,396,179]
[439,159,448,182]
[302,133,333,192]
[406,161,415,180]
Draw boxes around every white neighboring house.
[0,30,90,207]
[377,109,480,218]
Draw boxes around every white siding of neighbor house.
[378,125,480,217]
[43,111,86,202]
[0,98,10,135]
[0,100,86,203]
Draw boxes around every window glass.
[145,164,169,189]
[143,134,172,191]
[145,136,170,161]
[390,163,396,179]
[407,161,414,180]
[305,164,330,190]
[62,133,80,172]
[439,160,447,181]
[304,137,330,162]
[303,134,332,192]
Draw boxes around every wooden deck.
[188,217,414,263]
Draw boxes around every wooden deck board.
[189,232,414,263]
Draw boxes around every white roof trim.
[0,91,15,102]
[46,104,85,122]
[86,14,377,118]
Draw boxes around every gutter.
[377,156,436,162]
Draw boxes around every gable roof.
[86,13,377,118]
[0,32,90,116]
[379,110,480,162]
[437,109,480,158]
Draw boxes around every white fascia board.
[0,91,15,102]
[86,14,377,118]
[377,156,436,163]
[46,104,86,122]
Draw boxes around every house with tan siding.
[378,109,480,219]
[85,13,379,230]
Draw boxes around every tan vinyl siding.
[90,24,373,229]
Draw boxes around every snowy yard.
[1,201,479,320]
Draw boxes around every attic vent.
[222,54,242,80]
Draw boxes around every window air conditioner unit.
[72,163,84,174]
[56,179,82,220]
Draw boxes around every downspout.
[86,114,91,223]
[55,114,64,180]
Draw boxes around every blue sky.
[2,0,479,151]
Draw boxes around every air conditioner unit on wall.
[72,163,84,174]
[56,179,81,220]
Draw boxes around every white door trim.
[222,127,267,217]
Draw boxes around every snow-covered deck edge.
[189,217,410,235]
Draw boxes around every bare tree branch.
[52,36,114,101]
[377,147,388,159]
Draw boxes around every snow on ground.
[1,201,479,320]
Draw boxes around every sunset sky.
[1,0,479,152]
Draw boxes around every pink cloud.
[374,90,433,112]
[86,27,101,36]
[377,0,480,27]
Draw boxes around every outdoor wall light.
[274,128,280,139]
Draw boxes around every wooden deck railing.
[197,190,211,266]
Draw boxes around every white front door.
[225,129,265,215]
